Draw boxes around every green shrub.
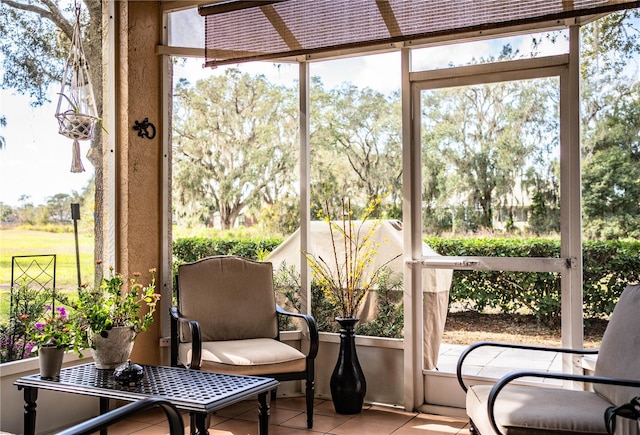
[425,237,640,325]
[173,237,283,265]
[0,284,52,362]
[172,236,640,330]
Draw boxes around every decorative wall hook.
[133,118,156,140]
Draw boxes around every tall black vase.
[330,317,366,414]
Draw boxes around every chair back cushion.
[594,283,640,405]
[177,256,278,341]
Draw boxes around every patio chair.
[457,283,640,435]
[56,398,183,435]
[170,255,319,429]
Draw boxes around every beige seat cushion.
[178,338,307,376]
[467,384,610,435]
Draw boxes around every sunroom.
[1,1,639,433]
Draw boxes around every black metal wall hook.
[133,118,156,140]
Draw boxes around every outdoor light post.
[71,203,81,288]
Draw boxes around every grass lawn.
[0,228,94,321]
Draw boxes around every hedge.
[425,237,640,324]
[173,237,283,265]
[173,236,640,325]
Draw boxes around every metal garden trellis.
[54,3,99,173]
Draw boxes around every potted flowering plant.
[304,196,400,319]
[303,195,399,414]
[31,305,74,350]
[73,265,160,368]
[30,304,75,379]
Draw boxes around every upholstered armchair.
[457,283,640,435]
[170,255,319,429]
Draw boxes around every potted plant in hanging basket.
[304,196,400,414]
[30,305,75,380]
[56,93,99,140]
[73,266,160,369]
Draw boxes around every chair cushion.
[177,256,278,341]
[178,338,307,376]
[467,384,611,434]
[594,284,640,406]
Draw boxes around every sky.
[0,88,94,207]
[0,22,567,208]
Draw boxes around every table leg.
[100,398,110,435]
[22,387,38,435]
[191,412,209,435]
[258,391,270,435]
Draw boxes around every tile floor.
[55,344,574,434]
[99,396,471,435]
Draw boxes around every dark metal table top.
[15,363,279,413]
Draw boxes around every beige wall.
[105,1,164,365]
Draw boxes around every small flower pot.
[39,345,65,380]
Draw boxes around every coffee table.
[15,363,279,435]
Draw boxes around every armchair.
[170,255,318,429]
[457,283,640,435]
[56,398,184,435]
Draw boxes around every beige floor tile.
[393,414,468,435]
[309,399,338,416]
[124,407,173,425]
[355,405,417,426]
[97,396,472,435]
[209,417,259,435]
[215,400,263,418]
[329,417,405,435]
[278,410,352,433]
[233,406,303,425]
[125,424,174,435]
[268,425,323,434]
[96,418,150,435]
[271,396,308,411]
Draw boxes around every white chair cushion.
[178,338,307,376]
[467,384,611,434]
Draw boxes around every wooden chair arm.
[276,305,319,360]
[169,306,202,369]
[456,341,599,392]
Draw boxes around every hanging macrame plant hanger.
[55,3,99,173]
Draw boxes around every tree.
[0,0,102,279]
[579,11,640,239]
[46,193,72,222]
[422,75,552,232]
[173,69,298,229]
[0,202,13,222]
[313,83,402,208]
[582,86,640,239]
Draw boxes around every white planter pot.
[90,326,135,369]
